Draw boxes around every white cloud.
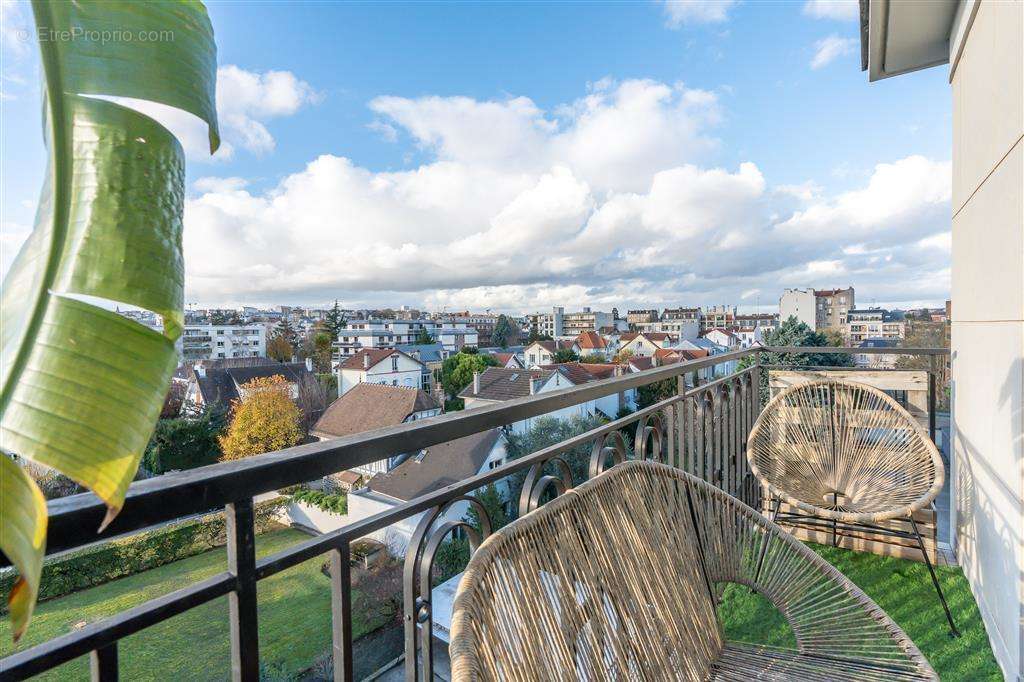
[1,0,29,57]
[662,0,738,26]
[810,35,857,69]
[116,65,321,161]
[803,0,859,21]
[180,79,951,311]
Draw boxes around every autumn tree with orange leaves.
[219,375,301,461]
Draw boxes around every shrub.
[0,498,286,611]
[291,488,347,515]
[143,405,226,473]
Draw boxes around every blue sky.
[1,0,952,313]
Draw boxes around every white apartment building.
[530,306,614,338]
[333,319,478,361]
[846,309,906,344]
[181,324,266,362]
[779,288,817,329]
[635,318,700,342]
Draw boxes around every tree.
[309,329,334,373]
[266,334,294,363]
[275,318,298,350]
[414,327,435,345]
[491,315,517,348]
[143,406,226,474]
[822,328,846,348]
[637,378,677,409]
[324,299,345,338]
[552,348,579,364]
[506,415,608,489]
[219,376,302,461]
[579,353,607,364]
[613,348,635,363]
[440,352,499,398]
[527,330,553,343]
[739,316,854,403]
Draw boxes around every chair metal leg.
[752,497,781,588]
[910,516,960,637]
[831,492,839,547]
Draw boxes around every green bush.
[291,488,347,515]
[143,406,226,473]
[0,498,286,611]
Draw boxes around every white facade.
[779,288,816,329]
[702,329,741,349]
[619,333,673,358]
[333,319,478,361]
[524,341,557,367]
[867,2,1023,677]
[181,324,266,361]
[635,319,700,342]
[337,352,426,396]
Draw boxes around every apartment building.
[333,319,477,359]
[181,324,266,361]
[635,318,700,342]
[530,306,614,338]
[846,308,905,344]
[701,305,736,332]
[735,312,780,331]
[440,312,499,347]
[626,309,659,327]
[780,287,855,331]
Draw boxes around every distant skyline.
[1,0,952,314]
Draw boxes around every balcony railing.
[0,346,949,681]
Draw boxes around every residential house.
[539,362,637,417]
[618,332,676,358]
[853,339,900,369]
[678,338,736,378]
[181,357,325,431]
[395,343,448,392]
[311,382,442,477]
[489,352,524,369]
[732,327,765,348]
[345,429,507,556]
[523,340,574,367]
[572,331,612,360]
[703,328,742,349]
[337,348,426,396]
[460,366,606,433]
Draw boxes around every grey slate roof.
[367,429,502,501]
[312,383,439,439]
[457,367,555,401]
[395,343,446,364]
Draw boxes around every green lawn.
[0,529,392,681]
[719,543,1001,680]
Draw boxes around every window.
[217,341,224,347]
[488,458,504,470]
[391,356,399,371]
[392,379,397,386]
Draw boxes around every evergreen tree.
[325,299,345,338]
[491,314,517,348]
[414,327,435,345]
[275,318,298,350]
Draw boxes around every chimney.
[529,376,536,395]
[194,362,206,379]
[363,352,370,370]
[305,357,313,372]
[472,371,481,395]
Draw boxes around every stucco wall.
[950,1,1024,678]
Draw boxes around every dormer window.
[391,355,399,371]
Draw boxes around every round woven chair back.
[449,460,935,681]
[747,378,944,523]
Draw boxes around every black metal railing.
[0,346,948,681]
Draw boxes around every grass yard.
[0,528,393,681]
[719,543,1001,680]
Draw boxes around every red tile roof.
[574,331,607,349]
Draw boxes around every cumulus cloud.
[117,65,321,161]
[803,0,859,21]
[662,0,738,26]
[810,35,857,69]
[181,78,951,311]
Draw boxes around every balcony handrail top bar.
[763,345,949,356]
[27,347,753,560]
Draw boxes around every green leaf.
[0,0,218,638]
[0,456,47,642]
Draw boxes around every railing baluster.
[330,544,353,682]
[89,643,117,681]
[227,499,260,682]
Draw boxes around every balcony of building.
[0,346,1003,681]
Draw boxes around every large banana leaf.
[0,0,219,640]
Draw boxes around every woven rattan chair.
[450,460,936,681]
[747,378,958,636]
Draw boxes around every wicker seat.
[746,378,957,636]
[450,460,936,681]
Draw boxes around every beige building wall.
[949,1,1023,678]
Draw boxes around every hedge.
[0,498,287,611]
[291,488,347,515]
